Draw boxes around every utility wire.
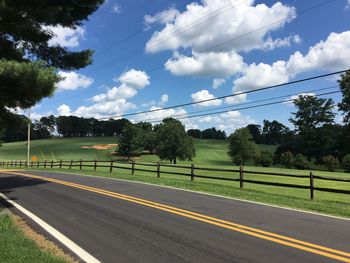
[146,90,341,123]
[96,69,347,120]
[136,85,340,122]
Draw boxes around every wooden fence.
[1,159,350,200]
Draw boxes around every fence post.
[94,160,97,171]
[59,160,62,169]
[157,162,160,178]
[44,160,47,168]
[19,160,22,167]
[131,161,135,175]
[309,171,314,200]
[69,160,73,170]
[239,166,244,189]
[10,161,13,167]
[109,159,113,173]
[80,159,82,170]
[15,160,17,167]
[50,160,53,168]
[190,164,195,181]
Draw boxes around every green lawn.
[0,209,68,263]
[1,137,349,218]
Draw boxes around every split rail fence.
[1,159,350,200]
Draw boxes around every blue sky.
[29,0,350,133]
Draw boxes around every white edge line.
[0,192,101,263]
[24,169,350,222]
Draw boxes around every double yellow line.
[2,170,350,262]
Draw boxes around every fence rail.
[1,160,350,199]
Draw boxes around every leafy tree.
[227,128,259,166]
[280,151,294,168]
[245,124,262,144]
[290,95,335,159]
[262,120,291,145]
[323,155,339,172]
[338,70,350,124]
[135,122,156,153]
[117,123,142,161]
[201,127,226,140]
[342,154,350,172]
[0,0,103,119]
[187,129,202,139]
[293,154,309,170]
[260,151,273,167]
[155,118,195,164]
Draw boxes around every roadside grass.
[0,207,69,263]
[10,164,350,219]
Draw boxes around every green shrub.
[322,155,339,172]
[280,151,294,168]
[253,152,261,166]
[260,151,273,167]
[342,154,350,172]
[294,154,309,170]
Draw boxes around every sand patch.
[81,144,118,150]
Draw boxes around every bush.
[280,151,294,168]
[294,154,309,170]
[342,154,350,172]
[260,151,273,167]
[253,152,261,166]
[322,155,339,172]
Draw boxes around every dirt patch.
[5,209,77,263]
[81,144,118,150]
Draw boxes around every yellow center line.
[1,170,350,262]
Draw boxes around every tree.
[201,127,226,140]
[227,128,259,166]
[135,122,156,153]
[293,154,309,170]
[0,0,103,119]
[342,155,350,172]
[323,155,339,172]
[245,124,262,144]
[117,123,142,161]
[289,95,335,159]
[187,129,202,139]
[260,151,273,167]
[280,151,294,169]
[262,120,291,145]
[338,70,350,124]
[155,118,195,164]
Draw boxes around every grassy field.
[0,208,69,263]
[1,137,350,218]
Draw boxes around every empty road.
[0,170,349,263]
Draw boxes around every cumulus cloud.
[225,93,247,105]
[262,34,301,51]
[165,51,244,77]
[57,104,72,116]
[144,7,179,26]
[159,94,169,106]
[91,84,137,102]
[134,106,187,123]
[191,90,222,107]
[115,69,150,89]
[145,0,296,53]
[286,31,350,75]
[45,25,85,48]
[212,78,226,89]
[56,71,94,91]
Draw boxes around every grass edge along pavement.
[0,204,74,263]
[3,166,350,219]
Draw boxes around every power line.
[147,90,341,123]
[53,0,337,104]
[96,69,347,120]
[136,85,340,122]
[94,0,336,72]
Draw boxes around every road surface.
[0,170,349,263]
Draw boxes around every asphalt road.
[0,170,349,263]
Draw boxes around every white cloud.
[145,0,296,53]
[233,61,289,93]
[57,104,72,116]
[262,34,301,51]
[56,71,94,91]
[286,31,350,75]
[165,51,244,77]
[144,7,179,26]
[212,78,226,89]
[225,93,247,105]
[191,90,222,107]
[159,94,169,106]
[91,84,137,102]
[45,25,85,48]
[135,106,187,123]
[111,3,121,13]
[115,69,150,89]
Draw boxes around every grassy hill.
[0,137,277,167]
